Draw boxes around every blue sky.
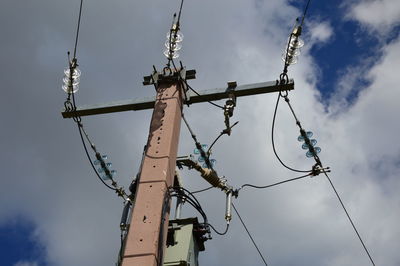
[1,0,400,265]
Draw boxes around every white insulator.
[289,36,304,49]
[282,54,298,65]
[282,35,304,65]
[287,46,301,57]
[164,29,183,59]
[166,31,183,42]
[164,40,182,51]
[62,67,81,93]
[163,49,180,59]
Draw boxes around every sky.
[1,0,400,265]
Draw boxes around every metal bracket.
[143,66,196,87]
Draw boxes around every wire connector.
[311,164,330,176]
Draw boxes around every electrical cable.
[271,93,312,173]
[232,203,268,266]
[170,193,208,225]
[276,88,375,264]
[322,170,376,266]
[173,186,204,211]
[207,121,239,155]
[77,124,117,191]
[240,172,313,190]
[73,0,84,59]
[191,186,213,194]
[206,222,229,236]
[300,0,312,27]
[176,0,184,24]
[181,113,215,170]
[157,191,170,266]
[169,57,224,110]
[171,193,208,223]
[186,82,225,109]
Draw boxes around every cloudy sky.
[1,0,400,265]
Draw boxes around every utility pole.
[120,69,186,265]
[62,68,294,265]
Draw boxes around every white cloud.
[14,261,39,266]
[1,0,400,265]
[308,21,334,46]
[347,0,400,34]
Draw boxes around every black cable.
[323,170,375,266]
[241,172,312,190]
[170,191,208,224]
[117,230,124,266]
[207,121,239,155]
[300,0,312,27]
[157,191,170,266]
[73,0,84,59]
[206,222,229,236]
[232,203,268,266]
[271,93,312,173]
[191,186,213,194]
[181,113,215,170]
[176,0,184,24]
[77,125,117,191]
[170,58,224,109]
[186,82,225,109]
[172,186,204,212]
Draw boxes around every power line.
[73,0,84,59]
[323,170,376,266]
[186,82,225,109]
[191,186,213,194]
[241,172,313,190]
[77,124,117,191]
[232,203,268,266]
[207,222,229,236]
[271,93,312,173]
[300,0,312,27]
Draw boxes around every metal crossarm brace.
[61,79,294,118]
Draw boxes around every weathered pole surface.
[121,79,183,265]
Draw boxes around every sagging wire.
[270,0,314,174]
[62,0,127,200]
[239,167,326,191]
[323,169,376,266]
[278,84,375,266]
[271,92,313,173]
[191,186,214,194]
[232,203,268,266]
[170,186,230,237]
[273,2,375,263]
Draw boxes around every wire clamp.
[311,164,330,176]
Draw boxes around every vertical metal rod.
[225,191,232,223]
[175,197,183,219]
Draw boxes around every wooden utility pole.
[62,67,294,265]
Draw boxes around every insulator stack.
[163,25,183,59]
[93,153,117,180]
[282,26,304,65]
[62,67,81,93]
[194,144,217,168]
[298,130,321,158]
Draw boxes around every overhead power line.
[240,172,313,190]
[323,170,376,266]
[73,0,84,59]
[232,203,268,266]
